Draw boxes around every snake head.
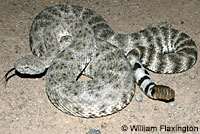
[14,55,46,75]
[2,55,47,85]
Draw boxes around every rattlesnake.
[5,4,197,118]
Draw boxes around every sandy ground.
[0,0,200,134]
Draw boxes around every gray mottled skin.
[13,4,198,118]
[46,40,135,117]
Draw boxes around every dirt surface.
[0,0,200,134]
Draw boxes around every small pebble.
[169,102,176,106]
[180,21,184,24]
[79,119,83,123]
[96,2,99,5]
[87,129,101,134]
[135,94,143,102]
[19,90,24,95]
[129,111,135,117]
[101,122,107,128]
[18,103,25,110]
[189,75,195,79]
[2,40,6,44]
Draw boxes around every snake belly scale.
[7,4,197,118]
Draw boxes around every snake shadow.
[15,69,48,79]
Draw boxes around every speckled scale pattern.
[13,4,198,118]
[46,39,135,117]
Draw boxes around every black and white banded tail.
[126,25,197,100]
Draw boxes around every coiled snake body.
[8,5,197,118]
